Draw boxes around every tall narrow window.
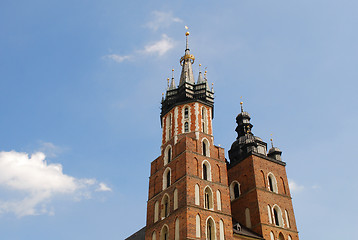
[245,208,251,228]
[161,195,170,219]
[203,164,208,180]
[206,218,215,240]
[216,190,222,211]
[202,161,211,181]
[230,181,240,200]
[219,219,225,240]
[166,171,170,188]
[174,189,178,210]
[268,173,278,193]
[195,184,200,205]
[234,183,240,198]
[288,235,292,240]
[196,214,201,237]
[203,141,207,156]
[285,210,290,228]
[163,168,171,190]
[184,107,189,119]
[160,225,169,240]
[204,187,213,209]
[152,231,156,240]
[273,205,283,227]
[270,232,275,240]
[267,205,272,224]
[202,107,207,133]
[168,148,171,163]
[184,122,189,132]
[175,218,180,240]
[154,201,159,222]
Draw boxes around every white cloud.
[142,34,175,56]
[103,54,131,63]
[0,151,110,217]
[288,179,305,194]
[37,141,65,158]
[96,183,112,192]
[146,11,182,31]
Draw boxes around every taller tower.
[145,32,234,240]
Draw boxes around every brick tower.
[144,31,234,240]
[227,103,300,240]
[126,31,300,240]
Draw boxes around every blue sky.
[0,0,357,239]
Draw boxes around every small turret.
[267,138,282,161]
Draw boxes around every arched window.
[161,194,170,219]
[160,225,169,240]
[273,205,284,227]
[196,214,201,237]
[164,145,172,165]
[202,160,212,181]
[154,201,159,222]
[230,181,240,200]
[270,232,275,240]
[174,188,178,210]
[152,231,156,240]
[268,173,278,193]
[278,233,285,240]
[175,218,180,240]
[267,205,272,224]
[163,168,171,190]
[195,184,200,205]
[216,190,222,211]
[217,164,221,183]
[219,219,225,240]
[202,138,210,157]
[184,107,189,119]
[204,186,214,210]
[285,210,290,228]
[184,122,189,132]
[245,208,251,228]
[206,217,216,240]
[261,170,266,187]
[288,235,292,240]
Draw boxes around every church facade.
[126,32,299,240]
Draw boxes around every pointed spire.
[179,28,195,86]
[211,83,214,92]
[169,69,176,90]
[197,64,204,83]
[167,78,170,90]
[204,70,210,90]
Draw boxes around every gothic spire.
[169,69,176,90]
[179,31,195,86]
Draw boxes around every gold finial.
[167,78,170,86]
[172,69,174,72]
[270,134,274,148]
[185,31,190,36]
[199,64,201,66]
[240,97,244,113]
[212,83,214,86]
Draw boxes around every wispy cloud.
[103,54,132,63]
[142,34,175,56]
[37,141,65,158]
[104,34,176,63]
[96,183,112,192]
[288,179,305,194]
[0,151,111,217]
[145,11,182,31]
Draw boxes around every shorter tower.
[227,103,299,240]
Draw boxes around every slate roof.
[125,226,146,240]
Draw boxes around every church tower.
[227,103,300,240]
[144,31,234,240]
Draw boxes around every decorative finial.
[167,78,170,88]
[172,69,174,79]
[270,134,274,148]
[199,63,202,72]
[240,96,244,112]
